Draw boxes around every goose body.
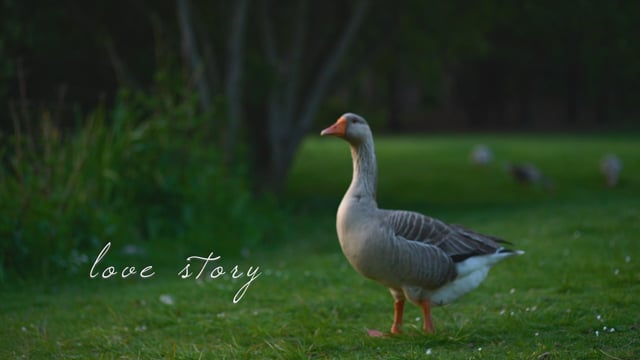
[321,113,523,335]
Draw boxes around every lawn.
[2,134,639,359]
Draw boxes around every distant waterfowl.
[470,144,493,167]
[600,154,622,187]
[505,162,554,191]
[321,113,524,336]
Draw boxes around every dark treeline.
[2,0,640,190]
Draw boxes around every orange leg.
[390,299,405,334]
[419,300,435,333]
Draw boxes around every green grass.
[2,134,639,359]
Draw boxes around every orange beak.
[320,116,347,137]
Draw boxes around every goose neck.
[348,139,378,201]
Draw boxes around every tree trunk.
[518,72,531,130]
[566,63,579,127]
[565,35,582,127]
[177,0,211,113]
[256,0,369,193]
[386,66,402,132]
[224,0,250,165]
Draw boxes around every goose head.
[320,113,372,145]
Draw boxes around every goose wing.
[383,210,511,263]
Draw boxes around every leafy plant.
[0,86,287,282]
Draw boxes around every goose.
[470,144,493,167]
[600,154,622,187]
[320,113,524,336]
[505,162,554,191]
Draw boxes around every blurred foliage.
[0,81,287,282]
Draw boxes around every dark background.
[3,0,639,133]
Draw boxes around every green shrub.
[0,88,287,282]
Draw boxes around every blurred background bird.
[504,162,554,191]
[600,154,623,188]
[470,144,493,167]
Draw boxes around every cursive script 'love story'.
[90,242,261,303]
